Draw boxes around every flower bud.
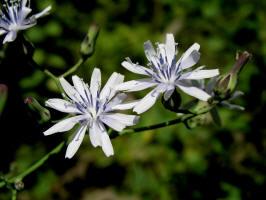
[0,84,8,116]
[214,51,251,100]
[161,89,181,112]
[24,97,50,123]
[14,180,24,191]
[80,24,100,58]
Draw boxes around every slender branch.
[11,189,17,200]
[44,69,64,94]
[109,113,195,138]
[61,58,84,78]
[0,112,203,189]
[0,141,66,188]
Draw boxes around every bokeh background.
[0,0,266,199]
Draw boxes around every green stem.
[0,141,66,188]
[61,58,84,78]
[11,189,17,200]
[44,69,64,94]
[0,112,201,189]
[109,113,195,138]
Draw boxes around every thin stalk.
[109,113,195,138]
[44,69,64,94]
[0,141,66,188]
[61,58,84,78]
[0,112,202,189]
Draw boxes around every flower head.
[0,0,51,44]
[117,33,219,114]
[44,68,139,158]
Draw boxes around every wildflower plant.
[0,0,253,199]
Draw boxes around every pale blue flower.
[0,0,51,43]
[44,68,139,158]
[117,34,219,114]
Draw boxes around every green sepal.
[161,89,181,112]
[24,97,51,124]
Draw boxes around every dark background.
[0,0,265,199]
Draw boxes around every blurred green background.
[0,0,265,199]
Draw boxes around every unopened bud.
[80,24,100,58]
[214,51,251,100]
[14,180,24,191]
[25,97,50,123]
[188,100,216,115]
[161,89,181,112]
[0,84,8,116]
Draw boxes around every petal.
[116,78,157,92]
[43,115,87,135]
[163,88,175,101]
[179,43,200,70]
[0,29,7,36]
[65,122,88,159]
[206,76,218,94]
[45,98,82,114]
[100,72,124,101]
[182,43,200,61]
[109,100,141,111]
[104,93,127,112]
[190,79,205,89]
[133,86,164,114]
[101,113,139,127]
[59,77,82,102]
[89,121,114,156]
[181,69,219,80]
[165,33,176,63]
[144,40,156,59]
[72,75,88,100]
[22,0,28,7]
[90,68,101,99]
[20,7,32,20]
[101,131,114,157]
[33,5,52,19]
[89,121,102,147]
[144,40,159,66]
[3,31,17,44]
[122,58,152,75]
[176,82,211,101]
[99,115,127,132]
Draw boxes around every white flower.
[0,0,51,44]
[190,78,245,110]
[117,33,219,114]
[44,68,139,158]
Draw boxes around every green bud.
[185,113,207,129]
[80,24,100,58]
[188,100,216,115]
[161,89,181,112]
[14,180,24,191]
[0,84,8,116]
[24,97,51,124]
[214,51,251,100]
